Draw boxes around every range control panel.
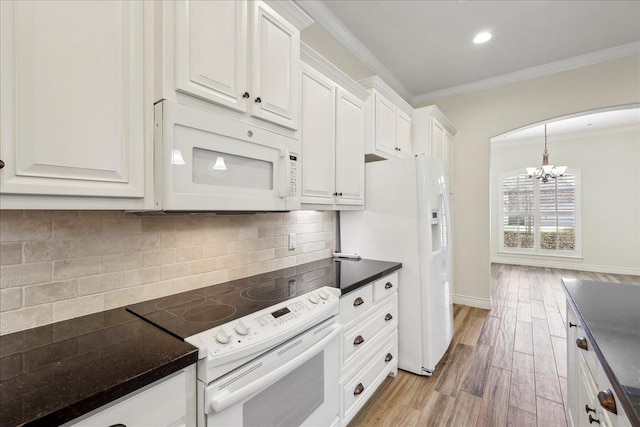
[186,286,340,366]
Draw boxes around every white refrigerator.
[340,154,453,375]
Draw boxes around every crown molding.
[413,41,640,106]
[265,0,314,30]
[358,76,413,115]
[413,105,457,135]
[295,0,412,102]
[300,43,369,100]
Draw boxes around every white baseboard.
[453,294,492,310]
[491,256,640,276]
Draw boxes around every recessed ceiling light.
[473,31,492,44]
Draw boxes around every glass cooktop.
[126,257,401,340]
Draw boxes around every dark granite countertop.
[0,308,198,427]
[0,257,400,427]
[331,257,402,295]
[562,278,640,426]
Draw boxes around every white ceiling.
[299,0,640,104]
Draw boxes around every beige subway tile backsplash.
[25,279,78,305]
[0,288,22,312]
[53,257,102,280]
[0,210,337,335]
[1,262,52,288]
[0,242,23,265]
[24,240,76,262]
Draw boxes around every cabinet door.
[300,64,335,204]
[373,93,397,157]
[250,1,299,130]
[431,118,446,162]
[446,132,454,193]
[174,1,248,112]
[0,1,144,198]
[335,88,365,206]
[395,111,411,157]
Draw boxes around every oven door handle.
[208,323,342,414]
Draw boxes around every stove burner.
[182,304,236,323]
[156,295,206,310]
[242,280,296,301]
[203,284,237,296]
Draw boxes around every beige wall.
[425,54,640,303]
[301,23,373,82]
[0,210,337,335]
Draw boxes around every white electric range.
[127,269,342,427]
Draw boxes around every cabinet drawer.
[372,272,398,303]
[343,296,397,366]
[568,307,598,378]
[341,333,398,425]
[595,359,631,427]
[340,285,373,324]
[68,371,187,427]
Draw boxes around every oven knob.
[308,293,320,304]
[235,320,250,336]
[215,328,231,344]
[318,289,329,300]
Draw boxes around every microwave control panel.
[288,154,299,197]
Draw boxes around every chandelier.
[525,124,567,183]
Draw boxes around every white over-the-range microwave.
[153,100,300,212]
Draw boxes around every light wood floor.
[348,264,639,427]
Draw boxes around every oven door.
[156,101,300,211]
[202,318,341,427]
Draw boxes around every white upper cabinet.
[163,0,311,133]
[395,110,412,156]
[300,64,336,204]
[335,88,365,206]
[360,76,413,161]
[0,0,151,209]
[174,1,248,113]
[373,94,398,158]
[250,2,300,129]
[411,105,457,194]
[300,44,367,209]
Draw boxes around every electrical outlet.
[288,233,296,250]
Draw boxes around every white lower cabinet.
[339,272,399,426]
[566,304,631,427]
[65,366,196,427]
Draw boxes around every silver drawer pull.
[354,383,364,395]
[353,297,364,307]
[384,353,393,362]
[385,313,393,321]
[384,282,393,289]
[354,335,365,346]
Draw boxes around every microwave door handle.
[280,149,290,198]
[207,323,342,414]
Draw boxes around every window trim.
[498,168,581,258]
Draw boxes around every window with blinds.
[499,171,579,256]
